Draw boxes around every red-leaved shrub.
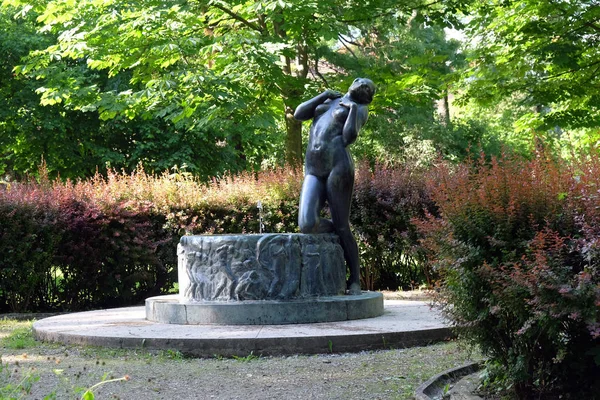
[417,152,600,399]
[352,160,436,290]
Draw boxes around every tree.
[461,0,600,134]
[344,11,468,162]
[1,3,283,179]
[0,5,107,179]
[6,0,466,166]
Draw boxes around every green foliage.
[417,153,600,398]
[451,94,537,158]
[0,360,42,400]
[0,4,102,179]
[158,349,184,361]
[1,326,37,350]
[342,17,467,163]
[4,0,600,179]
[3,0,468,168]
[0,4,267,180]
[461,0,600,134]
[79,373,130,400]
[232,351,260,362]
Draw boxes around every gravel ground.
[0,319,477,400]
[1,292,472,400]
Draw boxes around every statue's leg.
[299,174,332,233]
[326,165,361,295]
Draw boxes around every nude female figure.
[294,78,375,295]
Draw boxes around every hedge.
[0,163,431,312]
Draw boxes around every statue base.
[146,292,383,325]
[145,233,384,325]
[177,233,348,301]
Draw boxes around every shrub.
[417,153,600,399]
[0,186,62,312]
[352,160,436,290]
[53,199,173,310]
[0,167,305,312]
[0,171,176,312]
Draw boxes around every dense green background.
[1,0,598,180]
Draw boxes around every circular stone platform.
[146,292,383,325]
[32,300,452,357]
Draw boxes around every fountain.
[146,78,384,325]
[33,79,450,355]
[146,233,383,325]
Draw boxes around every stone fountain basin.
[146,292,383,325]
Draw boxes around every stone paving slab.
[33,300,452,357]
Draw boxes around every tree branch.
[543,59,600,81]
[338,33,358,59]
[339,34,361,47]
[210,3,263,33]
[580,64,600,86]
[583,20,600,33]
[311,56,329,87]
[257,14,268,32]
[297,42,309,79]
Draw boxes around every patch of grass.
[0,319,33,332]
[232,351,260,362]
[0,321,37,350]
[157,349,184,361]
[0,361,43,399]
[168,282,179,294]
[361,341,482,399]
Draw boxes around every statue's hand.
[324,89,342,99]
[340,100,357,109]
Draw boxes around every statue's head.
[348,78,376,104]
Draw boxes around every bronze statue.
[294,78,375,295]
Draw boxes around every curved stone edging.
[146,292,384,325]
[414,361,481,400]
[33,324,453,358]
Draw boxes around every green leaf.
[81,390,95,400]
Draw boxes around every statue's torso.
[305,98,352,177]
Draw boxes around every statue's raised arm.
[294,90,342,121]
[294,78,376,295]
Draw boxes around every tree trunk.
[284,105,303,167]
[278,31,309,168]
[436,90,451,128]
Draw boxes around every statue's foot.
[347,282,361,295]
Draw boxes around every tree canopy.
[462,0,600,132]
[2,0,465,172]
[1,0,599,180]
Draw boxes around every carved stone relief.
[178,233,346,301]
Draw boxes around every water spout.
[257,201,265,234]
